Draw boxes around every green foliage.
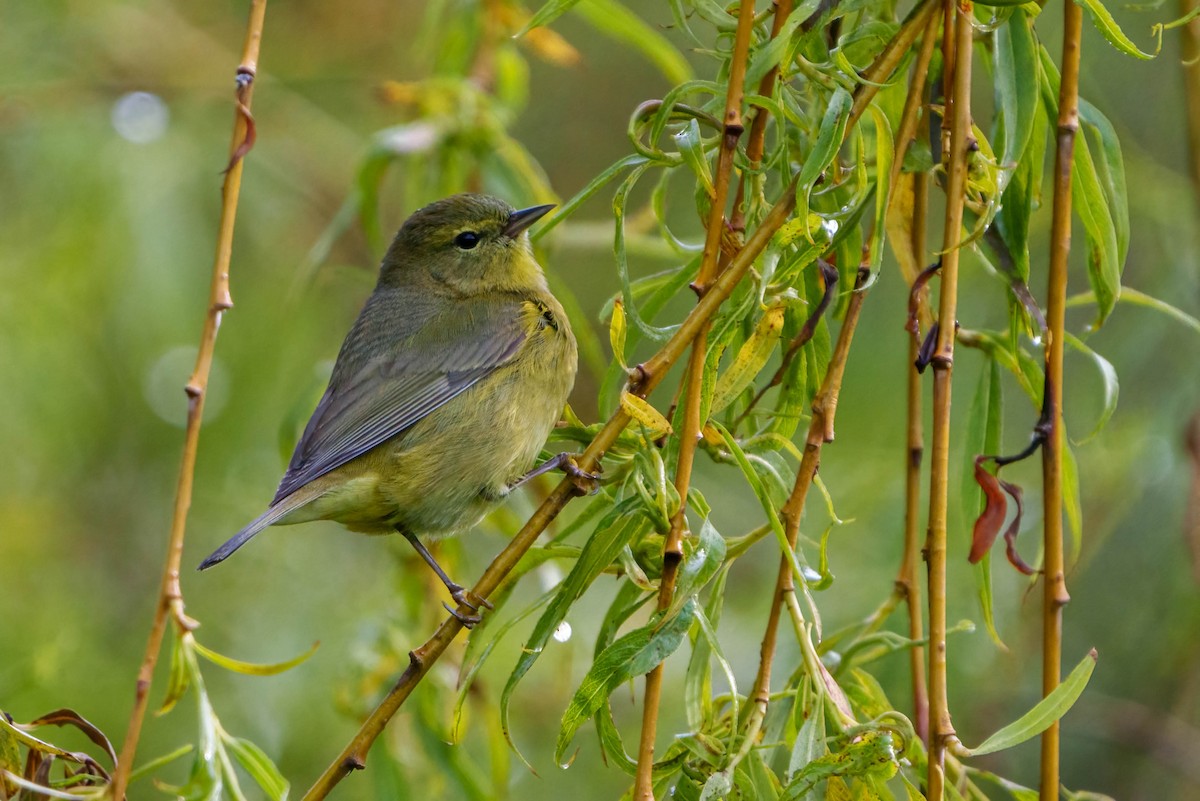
[4,0,1200,800]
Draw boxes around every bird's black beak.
[504,204,555,238]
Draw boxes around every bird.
[198,194,580,624]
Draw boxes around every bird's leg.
[398,528,493,628]
[511,452,601,495]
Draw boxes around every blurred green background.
[1,1,1198,798]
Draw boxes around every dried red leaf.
[998,478,1035,575]
[969,455,1007,564]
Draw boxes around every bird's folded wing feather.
[271,299,528,504]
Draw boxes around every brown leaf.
[968,456,1007,564]
[25,709,116,768]
[997,478,1034,575]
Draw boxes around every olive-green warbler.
[199,194,578,623]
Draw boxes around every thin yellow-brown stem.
[110,3,268,798]
[927,3,972,799]
[850,0,938,125]
[903,170,930,743]
[731,0,795,235]
[890,7,939,745]
[888,4,941,199]
[747,265,872,724]
[301,178,800,801]
[1040,2,1082,798]
[744,0,940,746]
[633,4,756,795]
[1182,0,1200,199]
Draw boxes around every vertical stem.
[731,0,795,235]
[633,3,756,797]
[891,7,940,745]
[903,170,931,743]
[111,3,268,798]
[926,3,972,799]
[747,266,871,727]
[1040,2,1082,798]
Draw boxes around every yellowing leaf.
[885,171,919,285]
[710,304,786,414]
[621,392,672,438]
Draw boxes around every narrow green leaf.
[502,500,651,758]
[223,736,289,801]
[1039,47,1122,327]
[454,588,555,742]
[1064,333,1119,443]
[517,0,584,36]
[787,700,826,782]
[671,517,728,616]
[1077,100,1130,274]
[993,7,1038,178]
[192,639,319,677]
[1062,438,1084,565]
[157,629,192,715]
[128,745,195,785]
[555,600,697,763]
[675,118,715,200]
[1066,287,1200,336]
[710,421,809,587]
[533,153,649,242]
[1077,0,1160,59]
[962,649,1098,756]
[796,90,853,231]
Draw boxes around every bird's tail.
[197,484,323,570]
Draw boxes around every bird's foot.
[561,455,601,497]
[443,582,494,629]
[511,452,602,495]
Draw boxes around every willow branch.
[731,0,795,235]
[926,3,972,799]
[849,0,938,125]
[1040,2,1082,798]
[747,264,871,730]
[892,4,940,746]
[744,0,937,738]
[300,174,800,801]
[903,174,932,744]
[633,2,757,795]
[110,3,268,798]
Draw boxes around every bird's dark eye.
[454,231,481,250]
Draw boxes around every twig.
[902,170,932,745]
[730,0,795,235]
[747,264,872,736]
[849,0,938,125]
[925,2,972,798]
[893,4,940,745]
[744,0,939,737]
[110,3,268,799]
[633,2,756,795]
[300,177,801,801]
[1040,2,1082,797]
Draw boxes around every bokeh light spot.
[111,91,169,144]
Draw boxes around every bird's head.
[381,193,554,295]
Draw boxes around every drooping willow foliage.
[5,1,1199,800]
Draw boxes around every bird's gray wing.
[271,299,528,504]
